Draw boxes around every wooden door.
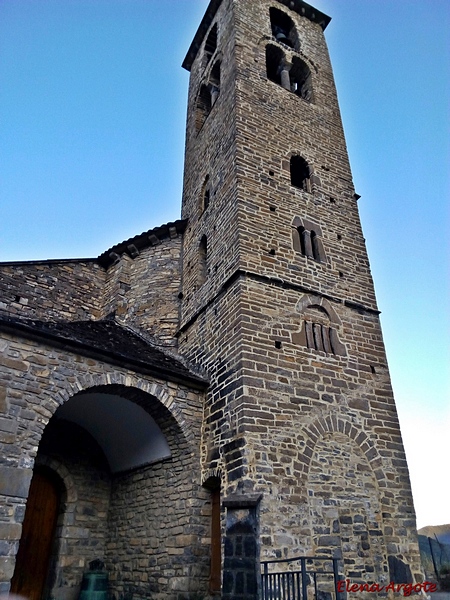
[10,467,61,600]
[209,488,222,593]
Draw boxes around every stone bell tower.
[179,0,422,596]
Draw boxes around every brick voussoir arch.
[296,294,342,325]
[53,371,196,453]
[35,458,79,534]
[303,415,385,482]
[35,456,78,505]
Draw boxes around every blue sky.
[1,0,449,529]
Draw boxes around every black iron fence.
[261,555,343,600]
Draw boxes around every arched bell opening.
[290,56,314,101]
[265,44,285,86]
[269,7,299,50]
[203,23,218,67]
[195,84,212,132]
[209,60,221,105]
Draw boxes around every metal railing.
[261,555,343,600]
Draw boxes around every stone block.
[0,556,15,581]
[318,535,341,547]
[0,523,22,541]
[0,387,7,412]
[0,419,17,434]
[388,555,413,584]
[0,357,28,372]
[0,582,10,594]
[0,467,32,498]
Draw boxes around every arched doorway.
[9,383,210,599]
[10,466,62,600]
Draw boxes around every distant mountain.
[419,525,450,546]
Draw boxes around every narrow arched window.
[195,84,212,132]
[269,7,299,50]
[204,24,217,66]
[265,44,285,86]
[290,56,313,101]
[290,155,310,191]
[200,176,210,213]
[198,235,208,285]
[311,231,320,261]
[297,226,307,255]
[210,61,221,106]
[292,217,326,263]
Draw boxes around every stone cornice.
[97,219,187,269]
[178,268,380,334]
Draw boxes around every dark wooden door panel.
[10,468,61,600]
[210,488,221,593]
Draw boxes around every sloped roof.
[0,315,208,389]
[97,219,187,268]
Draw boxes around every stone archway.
[52,374,197,453]
[11,382,210,600]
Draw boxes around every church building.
[0,1,423,599]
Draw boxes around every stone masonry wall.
[108,458,210,599]
[180,0,241,327]
[0,236,183,348]
[101,237,183,346]
[179,277,246,487]
[233,0,378,310]
[181,274,423,589]
[307,432,386,581]
[0,260,105,322]
[0,331,210,598]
